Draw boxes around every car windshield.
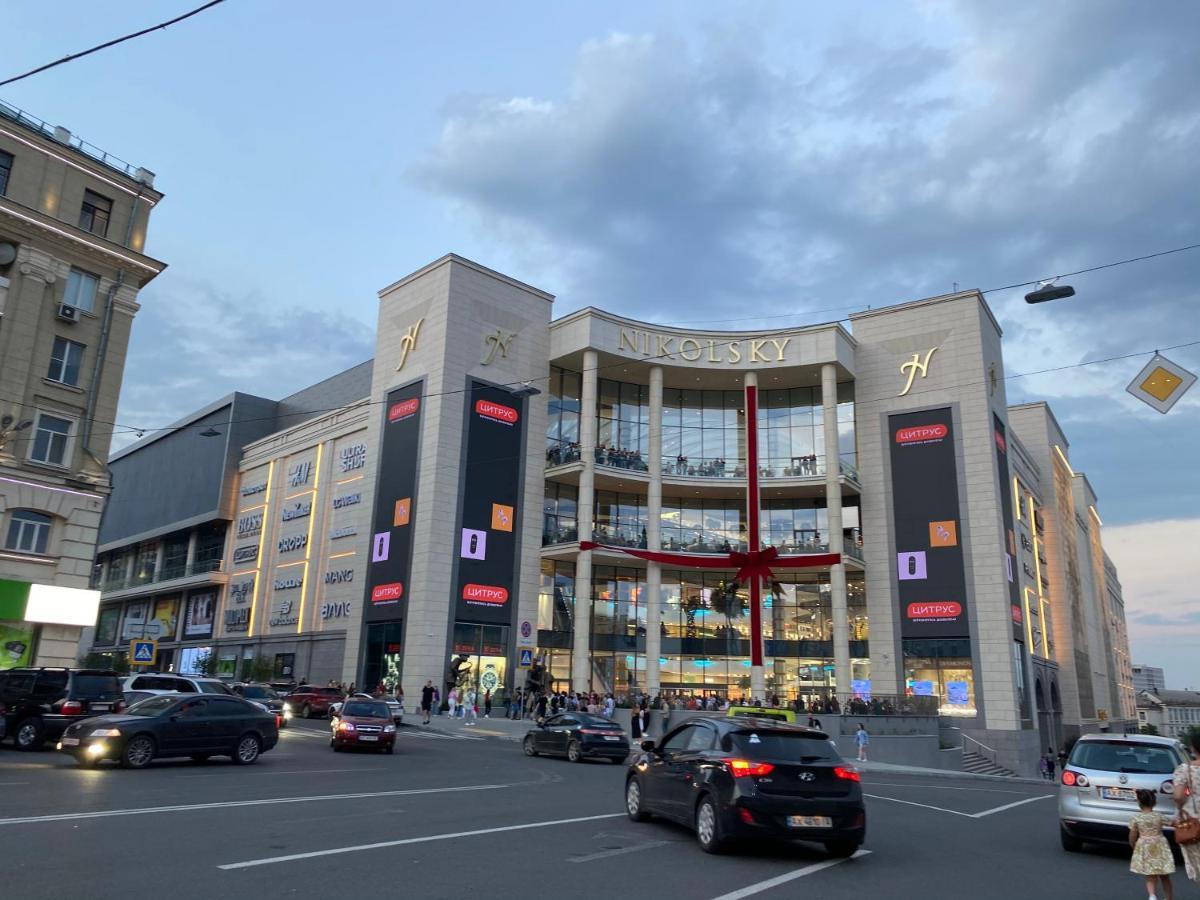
[198,681,233,695]
[727,732,840,761]
[1069,741,1180,775]
[344,702,389,717]
[71,674,122,699]
[576,714,619,726]
[125,696,181,717]
[315,688,342,696]
[241,686,278,700]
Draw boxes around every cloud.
[109,275,374,452]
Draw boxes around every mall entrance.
[450,622,509,700]
[363,620,404,693]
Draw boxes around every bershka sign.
[907,602,963,622]
[333,493,361,509]
[237,512,263,538]
[324,569,354,584]
[475,399,518,425]
[895,424,948,445]
[388,398,419,423]
[232,544,259,564]
[371,582,403,605]
[281,501,312,522]
[462,584,508,606]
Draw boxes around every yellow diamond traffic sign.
[1126,353,1196,414]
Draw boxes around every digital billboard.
[362,381,423,624]
[452,382,524,626]
[889,408,971,639]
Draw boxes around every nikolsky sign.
[616,328,794,364]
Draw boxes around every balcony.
[101,558,223,594]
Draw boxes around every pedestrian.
[1129,788,1175,899]
[630,703,643,740]
[1047,747,1057,782]
[535,693,548,725]
[433,686,441,715]
[603,694,615,719]
[855,723,869,762]
[464,688,478,726]
[448,687,458,719]
[420,680,434,725]
[1173,730,1200,885]
[511,688,522,720]
[483,690,492,718]
[394,685,405,721]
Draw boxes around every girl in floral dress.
[1129,788,1174,900]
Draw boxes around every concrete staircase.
[962,750,1017,778]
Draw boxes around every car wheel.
[302,703,312,719]
[523,735,538,757]
[233,733,262,765]
[332,742,343,752]
[384,744,394,755]
[825,840,860,858]
[626,778,650,822]
[190,754,211,764]
[14,718,45,751]
[121,735,156,769]
[567,740,583,763]
[695,796,726,854]
[1060,824,1083,853]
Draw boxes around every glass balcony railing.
[542,525,579,546]
[546,440,582,467]
[100,558,223,593]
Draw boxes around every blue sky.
[5,1,1198,685]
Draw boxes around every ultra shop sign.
[0,579,101,627]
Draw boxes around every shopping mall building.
[85,254,1135,772]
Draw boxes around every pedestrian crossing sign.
[130,640,156,666]
[518,648,533,669]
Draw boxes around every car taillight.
[61,701,83,715]
[727,759,775,778]
[1062,771,1089,787]
[580,728,617,735]
[114,701,125,713]
[834,766,861,782]
[1160,780,1175,794]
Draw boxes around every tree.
[196,650,220,677]
[1139,723,1160,736]
[245,655,275,683]
[710,580,746,643]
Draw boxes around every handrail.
[961,732,999,765]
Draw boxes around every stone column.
[645,366,663,696]
[822,363,850,701]
[186,529,198,573]
[572,350,599,692]
[746,370,765,701]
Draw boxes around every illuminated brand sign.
[281,501,312,522]
[617,328,791,365]
[232,544,259,564]
[340,444,366,472]
[278,534,307,553]
[237,512,263,538]
[273,577,303,590]
[321,600,352,620]
[229,579,254,605]
[475,399,518,424]
[895,424,948,445]
[330,526,357,540]
[371,582,404,605]
[388,398,420,422]
[333,492,361,509]
[324,569,354,584]
[899,347,938,397]
[462,584,509,606]
[907,601,962,621]
[240,482,267,497]
[225,608,250,631]
[287,461,313,487]
[269,598,298,628]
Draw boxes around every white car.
[122,674,235,695]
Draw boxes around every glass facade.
[545,366,582,465]
[542,484,578,545]
[902,639,977,716]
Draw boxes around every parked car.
[57,693,279,769]
[523,713,630,763]
[232,683,289,727]
[121,674,235,695]
[123,690,172,708]
[330,692,403,725]
[269,681,298,698]
[0,668,124,750]
[329,699,396,754]
[287,685,344,718]
[1059,732,1189,852]
[625,717,866,855]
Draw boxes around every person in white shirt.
[464,689,478,725]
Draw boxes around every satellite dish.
[0,242,16,267]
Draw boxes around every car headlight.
[283,702,293,713]
[338,721,356,731]
[90,728,122,737]
[384,725,396,733]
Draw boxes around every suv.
[0,668,124,750]
[287,685,344,718]
[121,674,235,695]
[1059,732,1189,851]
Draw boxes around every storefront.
[0,578,99,669]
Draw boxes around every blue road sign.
[131,640,156,665]
[518,648,534,669]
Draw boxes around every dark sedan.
[625,717,865,855]
[232,682,289,727]
[57,694,279,769]
[523,713,629,763]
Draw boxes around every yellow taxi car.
[726,705,796,723]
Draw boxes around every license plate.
[91,704,110,712]
[1100,787,1137,802]
[358,735,378,742]
[603,735,620,741]
[61,737,80,746]
[788,815,832,828]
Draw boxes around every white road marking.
[707,850,871,899]
[178,767,381,779]
[0,783,509,826]
[864,781,1031,795]
[568,839,672,862]
[284,728,481,741]
[865,792,1055,818]
[218,812,627,869]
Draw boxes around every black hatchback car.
[58,693,279,768]
[523,713,630,763]
[0,667,124,750]
[625,717,865,855]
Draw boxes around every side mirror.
[641,740,655,752]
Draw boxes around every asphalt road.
[0,718,1150,899]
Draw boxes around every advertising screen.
[95,606,120,646]
[362,381,423,624]
[452,382,525,626]
[993,414,1025,641]
[183,591,215,638]
[0,621,35,669]
[888,408,971,639]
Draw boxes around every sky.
[4,1,1198,686]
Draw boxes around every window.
[78,189,112,237]
[48,337,85,386]
[30,414,71,465]
[660,726,697,753]
[0,150,12,196]
[686,725,717,751]
[6,510,51,554]
[207,698,249,716]
[64,268,99,313]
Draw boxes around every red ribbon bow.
[578,541,839,582]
